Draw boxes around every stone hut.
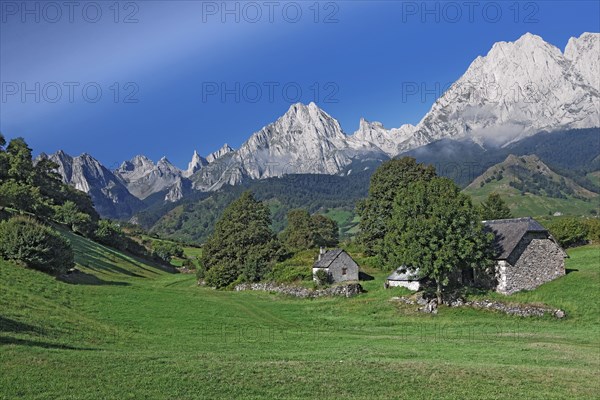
[385,267,421,291]
[484,217,567,295]
[312,248,359,283]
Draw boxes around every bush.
[181,258,194,268]
[548,218,589,248]
[241,258,273,283]
[268,265,312,283]
[314,269,331,286]
[204,263,240,289]
[584,218,600,243]
[151,241,184,263]
[0,217,74,274]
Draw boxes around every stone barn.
[484,217,567,295]
[312,248,359,283]
[385,267,421,291]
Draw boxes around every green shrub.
[548,217,589,248]
[241,258,273,283]
[314,269,331,286]
[205,263,240,288]
[584,218,600,243]
[268,264,312,283]
[182,258,197,269]
[151,241,184,263]
[0,217,74,274]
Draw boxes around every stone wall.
[498,232,565,295]
[234,282,363,298]
[391,295,566,318]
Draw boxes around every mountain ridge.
[42,32,599,219]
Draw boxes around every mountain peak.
[285,102,326,118]
[488,32,558,57]
[515,32,545,44]
[184,150,208,177]
[206,143,235,164]
[408,31,599,147]
[565,32,599,90]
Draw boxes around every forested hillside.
[145,167,373,243]
[139,129,599,244]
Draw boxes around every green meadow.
[1,229,599,399]
[464,177,598,218]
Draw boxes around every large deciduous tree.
[280,209,339,251]
[357,157,436,255]
[280,209,314,251]
[201,191,281,288]
[311,214,338,248]
[383,177,494,304]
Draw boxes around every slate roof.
[387,267,420,281]
[483,217,549,260]
[313,249,345,269]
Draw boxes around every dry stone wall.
[234,282,363,298]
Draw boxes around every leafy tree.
[54,200,95,235]
[0,216,74,274]
[94,220,124,247]
[32,158,64,202]
[383,177,494,304]
[151,241,184,263]
[584,218,600,244]
[280,209,314,251]
[311,214,338,247]
[479,192,512,220]
[60,185,100,223]
[6,138,34,183]
[202,191,281,288]
[548,218,589,248]
[241,255,273,283]
[280,209,339,251]
[358,157,436,255]
[0,132,7,182]
[0,180,43,213]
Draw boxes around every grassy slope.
[465,177,598,217]
[1,231,599,399]
[464,155,599,217]
[323,208,360,238]
[587,171,600,189]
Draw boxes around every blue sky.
[1,1,599,169]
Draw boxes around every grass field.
[323,208,360,238]
[1,231,599,399]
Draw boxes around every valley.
[1,228,598,399]
[2,23,599,400]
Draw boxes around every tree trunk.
[436,280,442,305]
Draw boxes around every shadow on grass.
[565,268,579,274]
[0,316,45,335]
[0,336,97,350]
[56,271,131,286]
[359,271,375,281]
[67,233,177,277]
